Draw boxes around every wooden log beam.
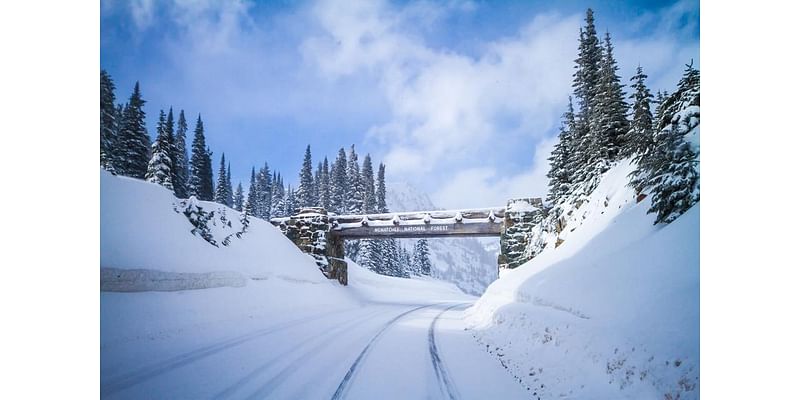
[331,222,502,239]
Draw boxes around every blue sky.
[101,0,698,209]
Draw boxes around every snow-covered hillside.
[386,182,499,295]
[466,161,700,399]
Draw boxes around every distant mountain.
[385,181,499,295]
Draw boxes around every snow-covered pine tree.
[361,154,376,213]
[639,62,700,224]
[622,65,655,158]
[314,162,322,207]
[244,168,258,216]
[297,145,315,208]
[225,162,234,208]
[567,9,603,198]
[145,110,175,189]
[100,70,117,172]
[256,164,272,219]
[234,182,244,212]
[376,163,387,213]
[591,32,629,167]
[413,239,432,276]
[320,157,331,209]
[172,110,190,198]
[546,98,577,204]
[214,153,230,206]
[189,115,214,200]
[116,82,151,178]
[271,173,286,218]
[331,148,348,214]
[344,146,364,260]
[284,185,296,216]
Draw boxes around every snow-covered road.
[101,300,530,399]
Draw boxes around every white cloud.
[431,135,556,209]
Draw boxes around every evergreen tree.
[244,168,258,216]
[622,65,655,158]
[271,172,286,218]
[546,98,577,204]
[346,145,364,214]
[100,70,117,172]
[630,62,700,224]
[413,239,432,276]
[233,182,244,212]
[145,110,175,189]
[116,82,151,178]
[331,148,348,214]
[320,157,331,209]
[256,163,272,219]
[376,163,387,213]
[590,31,629,168]
[297,145,316,207]
[189,115,214,200]
[361,154,376,214]
[172,110,190,198]
[226,162,234,207]
[215,153,230,206]
[314,162,322,207]
[284,185,296,216]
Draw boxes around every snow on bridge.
[327,208,506,239]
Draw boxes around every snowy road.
[101,301,530,399]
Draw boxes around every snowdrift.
[466,161,699,399]
[100,170,334,291]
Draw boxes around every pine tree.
[622,65,655,158]
[145,110,175,189]
[284,185,296,216]
[189,115,214,200]
[376,163,387,213]
[256,163,272,219]
[234,182,244,212]
[314,162,322,207]
[100,70,117,172]
[320,157,331,209]
[331,148,348,214]
[271,173,286,218]
[172,110,190,198]
[590,31,629,168]
[413,239,432,276]
[215,153,230,206]
[361,154,376,214]
[346,145,364,214]
[546,98,577,204]
[297,145,315,208]
[244,168,258,216]
[226,162,234,207]
[116,82,151,178]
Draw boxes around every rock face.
[274,207,347,285]
[499,198,547,270]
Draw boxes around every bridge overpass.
[271,199,545,285]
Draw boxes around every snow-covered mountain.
[386,181,499,295]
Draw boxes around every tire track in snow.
[216,307,388,399]
[429,303,470,400]
[101,308,356,397]
[329,303,444,400]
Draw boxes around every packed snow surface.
[101,171,531,399]
[466,161,700,399]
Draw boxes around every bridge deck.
[329,207,505,239]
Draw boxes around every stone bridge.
[270,198,546,285]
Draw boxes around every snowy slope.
[466,161,700,399]
[101,170,332,291]
[386,181,498,295]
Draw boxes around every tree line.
[545,9,700,224]
[99,71,431,278]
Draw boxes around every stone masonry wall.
[498,198,547,270]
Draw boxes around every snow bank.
[345,259,474,305]
[100,170,333,291]
[466,161,699,399]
